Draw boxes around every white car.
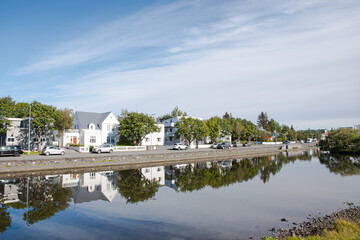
[172,143,188,150]
[42,146,65,156]
[92,144,114,153]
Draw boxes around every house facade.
[1,117,55,150]
[61,111,119,147]
[141,123,165,146]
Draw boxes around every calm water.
[0,150,359,240]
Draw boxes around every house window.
[89,172,96,179]
[145,138,149,142]
[169,128,172,132]
[111,136,115,143]
[90,136,96,143]
[145,168,150,173]
[107,136,110,144]
[157,138,161,142]
[7,138,14,142]
[157,167,162,172]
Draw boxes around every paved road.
[0,144,303,161]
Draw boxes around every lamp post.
[28,103,31,155]
[151,114,155,150]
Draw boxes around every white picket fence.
[113,146,147,151]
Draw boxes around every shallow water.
[0,150,359,239]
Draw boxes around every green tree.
[157,106,187,122]
[0,96,16,134]
[320,128,360,153]
[54,108,74,147]
[118,112,159,146]
[257,111,269,130]
[231,120,244,141]
[0,204,11,233]
[30,101,59,150]
[204,117,221,143]
[14,102,30,118]
[117,170,160,204]
[269,118,281,133]
[175,117,207,147]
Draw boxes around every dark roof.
[75,111,111,130]
[71,185,110,204]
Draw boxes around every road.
[0,143,306,161]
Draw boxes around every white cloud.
[9,0,360,129]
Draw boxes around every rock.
[281,218,288,222]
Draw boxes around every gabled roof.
[75,111,112,130]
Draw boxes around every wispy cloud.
[9,0,360,128]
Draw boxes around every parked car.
[282,140,290,144]
[9,145,24,154]
[211,144,218,149]
[0,146,21,157]
[172,143,188,150]
[243,142,252,147]
[232,142,241,147]
[217,142,231,149]
[42,146,65,156]
[92,144,114,153]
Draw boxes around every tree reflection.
[117,170,160,204]
[319,154,360,176]
[0,203,11,233]
[17,178,72,225]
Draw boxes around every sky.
[1,0,359,129]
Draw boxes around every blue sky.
[1,0,359,129]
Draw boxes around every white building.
[61,111,119,147]
[162,116,204,146]
[141,123,165,146]
[141,166,165,185]
[61,171,118,203]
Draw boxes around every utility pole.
[28,103,31,154]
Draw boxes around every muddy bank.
[273,203,360,238]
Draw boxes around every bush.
[320,128,360,154]
[68,143,84,147]
[89,146,94,152]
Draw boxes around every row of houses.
[1,110,228,149]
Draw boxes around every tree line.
[1,96,324,148]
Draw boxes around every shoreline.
[0,145,318,178]
[272,203,360,239]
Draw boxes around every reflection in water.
[0,150,359,236]
[319,154,360,176]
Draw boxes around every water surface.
[0,150,359,239]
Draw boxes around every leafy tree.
[14,102,30,118]
[269,118,281,133]
[30,101,59,150]
[54,108,74,147]
[240,119,259,141]
[157,106,187,122]
[118,112,159,146]
[204,117,221,143]
[222,112,232,119]
[320,128,360,153]
[117,170,160,204]
[175,117,207,147]
[231,120,244,141]
[257,111,269,130]
[0,96,16,134]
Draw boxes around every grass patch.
[23,151,41,155]
[288,220,360,240]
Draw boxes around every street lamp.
[151,114,155,150]
[28,103,31,155]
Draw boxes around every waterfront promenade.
[0,143,318,177]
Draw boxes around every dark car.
[217,142,231,149]
[9,145,24,154]
[283,140,290,144]
[243,142,252,147]
[0,146,21,157]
